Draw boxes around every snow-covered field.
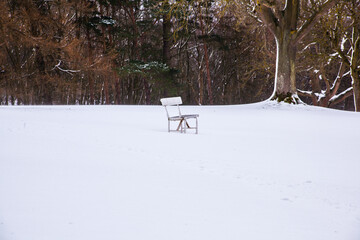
[1,101,360,240]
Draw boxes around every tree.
[334,0,360,111]
[296,3,353,108]
[163,0,217,104]
[235,0,338,103]
[299,0,360,111]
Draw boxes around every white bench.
[160,97,199,134]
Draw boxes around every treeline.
[0,0,359,110]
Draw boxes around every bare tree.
[334,0,360,111]
[231,0,337,103]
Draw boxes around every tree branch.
[319,65,331,95]
[297,89,318,105]
[329,62,346,99]
[284,0,299,31]
[255,2,278,36]
[329,87,353,107]
[295,0,337,44]
[297,89,312,97]
[351,35,359,69]
[336,47,351,68]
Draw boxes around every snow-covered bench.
[160,97,199,134]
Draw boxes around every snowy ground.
[0,101,360,240]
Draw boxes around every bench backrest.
[160,97,182,118]
[160,96,182,106]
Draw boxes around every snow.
[0,101,360,240]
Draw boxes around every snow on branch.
[329,87,353,107]
[52,60,80,76]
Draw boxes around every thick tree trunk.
[272,33,297,102]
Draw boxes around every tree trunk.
[199,5,213,104]
[162,0,171,66]
[100,3,110,104]
[115,78,122,104]
[144,79,151,105]
[203,43,213,104]
[86,27,94,104]
[351,28,360,111]
[272,33,297,102]
[196,46,204,105]
[351,68,360,112]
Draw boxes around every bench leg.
[176,119,183,132]
[196,117,198,134]
[169,118,198,134]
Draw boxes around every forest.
[0,0,359,111]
